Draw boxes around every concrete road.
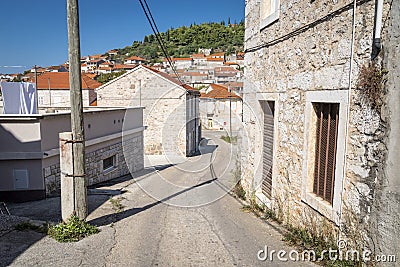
[1,131,316,267]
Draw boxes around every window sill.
[260,11,279,30]
[103,166,117,174]
[301,192,336,223]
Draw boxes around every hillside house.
[163,57,193,70]
[124,56,147,65]
[191,53,207,66]
[243,0,399,259]
[33,72,99,107]
[199,84,242,133]
[214,66,241,83]
[96,65,201,157]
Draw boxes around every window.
[262,101,275,199]
[260,0,280,29]
[103,155,116,172]
[312,103,339,204]
[301,90,348,223]
[38,96,44,105]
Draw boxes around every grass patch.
[283,225,360,266]
[220,135,237,144]
[109,197,126,213]
[48,215,100,243]
[15,221,48,234]
[232,182,246,201]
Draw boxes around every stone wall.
[244,0,395,255]
[44,133,143,195]
[368,3,400,262]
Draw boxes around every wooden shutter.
[262,101,275,199]
[313,103,339,204]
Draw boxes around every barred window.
[312,103,339,204]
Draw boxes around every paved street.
[0,131,315,267]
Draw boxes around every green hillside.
[112,20,244,64]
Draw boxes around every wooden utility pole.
[34,65,38,112]
[229,86,232,138]
[64,0,87,220]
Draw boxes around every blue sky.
[0,0,245,74]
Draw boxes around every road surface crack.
[199,209,238,266]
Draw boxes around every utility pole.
[64,0,87,220]
[34,65,38,112]
[48,78,52,106]
[229,85,232,138]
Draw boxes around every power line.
[137,0,184,85]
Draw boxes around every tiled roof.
[33,72,101,90]
[98,67,113,71]
[125,56,146,61]
[225,82,244,88]
[164,57,193,62]
[206,57,224,62]
[191,53,206,58]
[113,64,137,70]
[181,72,208,77]
[215,66,239,71]
[200,84,241,99]
[85,73,98,80]
[236,52,244,60]
[141,65,198,93]
[224,61,240,66]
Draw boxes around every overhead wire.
[137,0,184,85]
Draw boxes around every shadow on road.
[198,138,218,155]
[0,163,176,267]
[88,177,218,227]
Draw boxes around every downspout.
[372,0,384,60]
[339,0,357,241]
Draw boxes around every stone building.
[96,65,201,157]
[34,72,99,107]
[243,0,399,261]
[199,84,243,133]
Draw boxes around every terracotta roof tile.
[33,72,101,90]
[163,57,193,62]
[125,56,146,61]
[206,57,224,62]
[114,64,137,69]
[191,53,206,58]
[200,84,241,99]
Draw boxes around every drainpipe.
[372,0,384,60]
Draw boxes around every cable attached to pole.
[137,0,184,85]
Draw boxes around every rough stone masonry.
[243,0,399,262]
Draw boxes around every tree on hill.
[117,20,244,64]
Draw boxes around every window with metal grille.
[103,155,116,172]
[312,103,339,204]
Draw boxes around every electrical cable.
[137,0,184,85]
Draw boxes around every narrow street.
[1,131,315,266]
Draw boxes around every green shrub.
[233,181,246,200]
[48,215,99,242]
[221,135,237,144]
